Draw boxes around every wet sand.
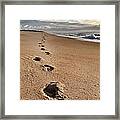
[20,31,100,100]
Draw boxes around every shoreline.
[20,30,100,43]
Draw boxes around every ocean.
[20,20,100,42]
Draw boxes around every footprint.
[38,42,42,44]
[33,56,42,61]
[45,51,51,55]
[42,64,54,72]
[41,40,45,44]
[41,45,45,47]
[41,48,45,51]
[38,44,44,47]
[43,81,66,100]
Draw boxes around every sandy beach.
[20,31,100,100]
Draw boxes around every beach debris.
[43,81,65,100]
[41,48,45,51]
[45,51,51,55]
[33,56,42,61]
[38,42,42,44]
[42,64,54,72]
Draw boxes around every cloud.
[79,20,100,25]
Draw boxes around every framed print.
[0,0,119,119]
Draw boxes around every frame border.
[0,0,119,119]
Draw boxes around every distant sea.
[20,20,100,42]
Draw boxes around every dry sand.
[20,31,100,100]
